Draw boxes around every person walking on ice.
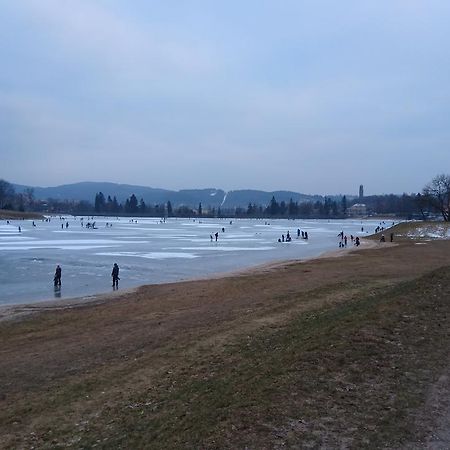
[112,263,120,289]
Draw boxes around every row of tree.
[1,175,449,220]
[242,196,347,218]
[92,191,350,218]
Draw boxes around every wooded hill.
[13,181,325,209]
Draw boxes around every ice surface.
[97,251,199,259]
[0,216,384,305]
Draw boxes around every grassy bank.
[1,237,450,448]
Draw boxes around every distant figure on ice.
[355,236,360,247]
[54,265,62,287]
[215,232,219,241]
[112,263,120,289]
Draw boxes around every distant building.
[359,185,364,200]
[348,203,367,217]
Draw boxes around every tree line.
[1,174,449,220]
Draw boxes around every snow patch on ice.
[181,246,275,252]
[96,251,198,259]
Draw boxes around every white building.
[347,203,367,217]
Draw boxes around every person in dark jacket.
[54,265,62,287]
[112,263,120,288]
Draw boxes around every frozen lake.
[0,216,386,305]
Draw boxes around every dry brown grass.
[0,210,44,220]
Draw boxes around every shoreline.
[2,234,450,447]
[0,216,390,311]
[0,238,381,323]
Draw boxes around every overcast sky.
[1,1,449,195]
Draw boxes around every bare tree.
[24,187,35,209]
[422,174,450,221]
[415,193,428,220]
[0,179,15,209]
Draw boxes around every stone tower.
[359,185,364,200]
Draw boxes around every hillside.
[13,181,326,208]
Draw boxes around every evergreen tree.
[129,194,138,213]
[341,195,347,215]
[288,198,297,216]
[323,197,331,216]
[94,192,105,213]
[269,196,279,216]
[112,196,119,213]
[139,198,146,214]
[299,201,313,217]
[167,201,173,217]
[314,200,324,216]
[106,195,113,213]
[331,200,338,216]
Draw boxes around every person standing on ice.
[54,265,62,287]
[111,263,120,289]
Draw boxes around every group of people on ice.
[210,227,226,242]
[53,263,120,289]
[337,230,360,248]
[278,229,309,243]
